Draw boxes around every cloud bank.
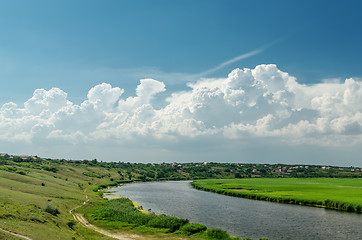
[1,64,362,166]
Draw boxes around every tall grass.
[87,198,189,232]
[83,198,246,239]
[192,178,362,213]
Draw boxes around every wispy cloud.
[197,48,263,77]
[194,38,285,79]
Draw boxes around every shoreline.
[191,180,362,213]
[98,183,244,240]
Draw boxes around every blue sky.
[1,1,362,166]
[1,0,361,103]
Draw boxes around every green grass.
[0,159,247,240]
[80,198,242,240]
[0,230,22,240]
[0,162,119,240]
[192,178,362,212]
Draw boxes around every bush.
[146,214,188,232]
[207,228,230,239]
[44,203,60,216]
[180,223,207,235]
[43,166,58,173]
[16,170,27,175]
[91,198,188,232]
[67,220,76,229]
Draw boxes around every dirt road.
[70,195,143,240]
[0,227,33,240]
[74,213,141,240]
[70,195,188,240]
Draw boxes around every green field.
[4,155,359,239]
[0,161,119,240]
[192,178,362,212]
[0,157,246,240]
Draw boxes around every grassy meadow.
[0,158,247,240]
[3,156,360,239]
[0,160,122,240]
[192,178,362,212]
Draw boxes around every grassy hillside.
[2,155,359,239]
[0,157,244,240]
[192,178,362,212]
[0,159,121,240]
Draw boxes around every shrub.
[207,228,230,239]
[44,203,60,216]
[180,223,207,235]
[43,166,58,173]
[16,170,27,175]
[98,184,108,189]
[67,220,76,229]
[146,214,188,232]
[91,198,188,232]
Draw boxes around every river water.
[107,181,362,240]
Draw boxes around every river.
[106,181,362,240]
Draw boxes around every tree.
[44,203,60,216]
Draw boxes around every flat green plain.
[192,178,362,212]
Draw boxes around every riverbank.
[3,155,359,239]
[104,180,362,240]
[192,178,362,212]
[78,197,243,240]
[0,156,251,240]
[99,189,248,239]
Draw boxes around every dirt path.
[0,227,33,240]
[70,195,143,240]
[0,195,185,240]
[70,195,189,240]
[74,213,141,240]
[68,194,89,218]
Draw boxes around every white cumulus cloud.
[1,65,362,165]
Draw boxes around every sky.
[1,0,362,166]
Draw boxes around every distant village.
[167,161,362,178]
[1,152,361,180]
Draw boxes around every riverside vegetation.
[192,178,362,212]
[0,154,263,240]
[0,154,361,239]
[80,197,243,240]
